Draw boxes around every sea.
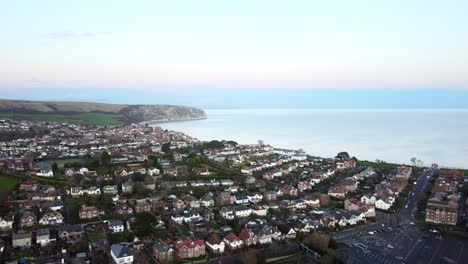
[149,109,468,169]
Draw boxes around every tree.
[90,159,100,170]
[335,152,350,161]
[303,232,330,253]
[161,143,171,153]
[51,162,58,173]
[100,151,111,167]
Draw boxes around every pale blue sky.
[1,1,468,107]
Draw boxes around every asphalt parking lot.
[338,224,468,264]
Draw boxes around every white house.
[108,220,124,233]
[360,195,377,205]
[252,206,267,216]
[375,197,394,211]
[221,208,235,220]
[223,233,243,250]
[36,229,55,247]
[147,168,160,176]
[304,198,320,207]
[111,244,133,264]
[83,186,101,196]
[70,187,83,196]
[36,167,54,177]
[0,216,14,230]
[234,206,252,218]
[39,212,63,226]
[247,194,263,204]
[206,234,225,254]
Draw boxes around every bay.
[151,109,468,169]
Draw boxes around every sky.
[1,0,468,108]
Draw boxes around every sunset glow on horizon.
[1,0,468,92]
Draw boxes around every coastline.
[140,116,208,125]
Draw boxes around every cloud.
[46,31,112,39]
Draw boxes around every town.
[0,119,467,264]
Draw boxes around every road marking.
[455,242,464,264]
[428,239,444,264]
[404,232,424,261]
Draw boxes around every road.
[399,168,435,224]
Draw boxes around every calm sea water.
[152,109,468,169]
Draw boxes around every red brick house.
[239,228,258,247]
[174,238,206,259]
[152,240,175,263]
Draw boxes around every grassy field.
[357,160,403,170]
[0,175,20,193]
[0,112,124,126]
[46,158,88,168]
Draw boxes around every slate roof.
[111,244,133,258]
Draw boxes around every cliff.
[0,99,207,124]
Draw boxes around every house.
[328,185,347,199]
[0,215,14,230]
[172,198,185,210]
[116,205,134,216]
[251,206,268,216]
[183,211,203,223]
[360,195,377,205]
[19,181,39,192]
[111,244,134,264]
[108,220,124,233]
[234,193,249,204]
[122,179,134,193]
[239,228,258,247]
[303,197,320,208]
[247,193,263,204]
[426,207,457,225]
[223,233,243,251]
[134,200,151,213]
[200,194,215,207]
[257,225,273,244]
[193,167,210,176]
[153,240,175,263]
[12,232,32,248]
[278,224,296,239]
[319,194,331,207]
[205,233,225,254]
[396,166,412,179]
[39,212,64,226]
[102,185,119,195]
[79,205,102,219]
[83,186,101,196]
[20,211,36,228]
[70,186,84,196]
[36,228,55,247]
[217,192,234,206]
[234,206,252,218]
[174,238,206,259]
[36,165,54,177]
[59,225,84,242]
[264,191,278,201]
[336,159,356,170]
[375,197,395,211]
[220,179,234,186]
[221,207,235,220]
[184,196,201,208]
[282,185,298,197]
[147,167,160,176]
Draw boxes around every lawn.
[46,158,87,169]
[0,175,20,193]
[357,160,403,170]
[0,112,124,126]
